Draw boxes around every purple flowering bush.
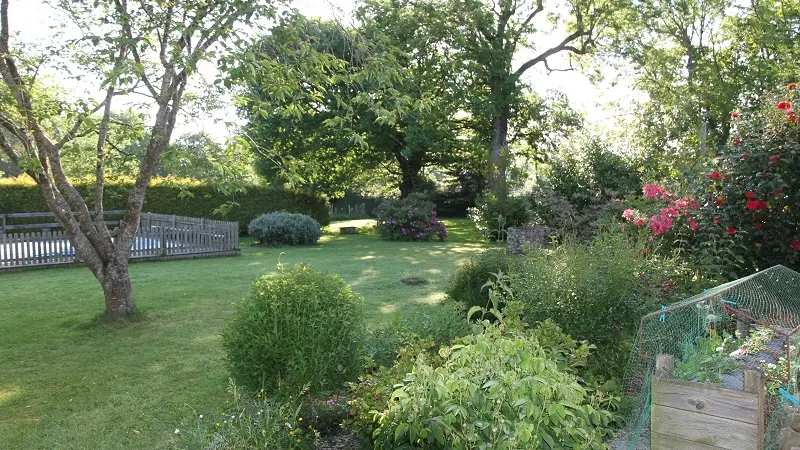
[374,193,447,241]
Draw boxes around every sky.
[7,0,642,142]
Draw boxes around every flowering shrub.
[693,85,800,273]
[375,193,447,241]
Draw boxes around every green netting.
[619,265,800,450]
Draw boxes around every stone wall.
[506,226,552,254]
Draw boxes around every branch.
[113,0,160,100]
[55,101,107,150]
[513,28,593,77]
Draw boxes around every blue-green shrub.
[247,212,321,246]
[221,264,365,394]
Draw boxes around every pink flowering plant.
[692,86,799,273]
[374,193,447,242]
[619,182,746,280]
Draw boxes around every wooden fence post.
[655,354,674,379]
[744,370,765,450]
[160,221,167,257]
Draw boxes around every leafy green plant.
[371,326,614,449]
[673,332,741,383]
[346,338,443,443]
[221,264,365,394]
[514,230,695,377]
[374,193,447,241]
[176,380,317,450]
[446,249,515,311]
[468,193,532,241]
[247,211,322,246]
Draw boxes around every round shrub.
[247,211,321,246]
[222,264,365,394]
[446,249,515,311]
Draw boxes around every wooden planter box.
[651,354,765,450]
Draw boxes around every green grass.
[0,218,486,449]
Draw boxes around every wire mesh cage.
[619,265,800,450]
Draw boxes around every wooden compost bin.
[651,354,765,450]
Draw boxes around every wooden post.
[744,370,765,450]
[737,318,751,339]
[655,354,674,379]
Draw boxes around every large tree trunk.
[488,105,510,199]
[396,149,424,198]
[101,259,135,320]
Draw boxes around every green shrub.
[176,381,316,450]
[374,193,447,241]
[346,338,442,443]
[446,249,515,311]
[371,326,614,449]
[247,212,322,246]
[514,231,693,376]
[0,176,330,232]
[468,193,532,241]
[221,264,365,394]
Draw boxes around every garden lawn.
[0,218,486,449]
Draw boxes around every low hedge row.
[0,177,330,232]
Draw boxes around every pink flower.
[726,227,736,235]
[687,217,699,231]
[792,240,800,251]
[689,199,699,209]
[675,199,689,210]
[633,217,648,228]
[770,155,780,164]
[649,214,673,236]
[713,218,721,224]
[777,100,793,111]
[622,209,634,221]
[661,205,679,218]
[643,184,664,199]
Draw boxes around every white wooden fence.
[0,212,239,270]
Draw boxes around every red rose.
[746,200,759,210]
[755,223,762,229]
[716,196,724,206]
[744,191,755,199]
[706,171,722,180]
[789,83,798,91]
[731,111,740,119]
[713,218,721,224]
[740,153,749,159]
[726,227,736,235]
[770,155,780,164]
[777,100,793,111]
[792,239,800,251]
[789,113,798,123]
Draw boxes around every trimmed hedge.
[0,177,330,232]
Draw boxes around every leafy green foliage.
[221,264,366,395]
[514,231,695,376]
[247,212,322,246]
[371,326,614,449]
[468,193,532,241]
[674,332,740,383]
[176,381,317,450]
[347,338,443,443]
[0,176,330,231]
[446,249,516,312]
[374,193,447,241]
